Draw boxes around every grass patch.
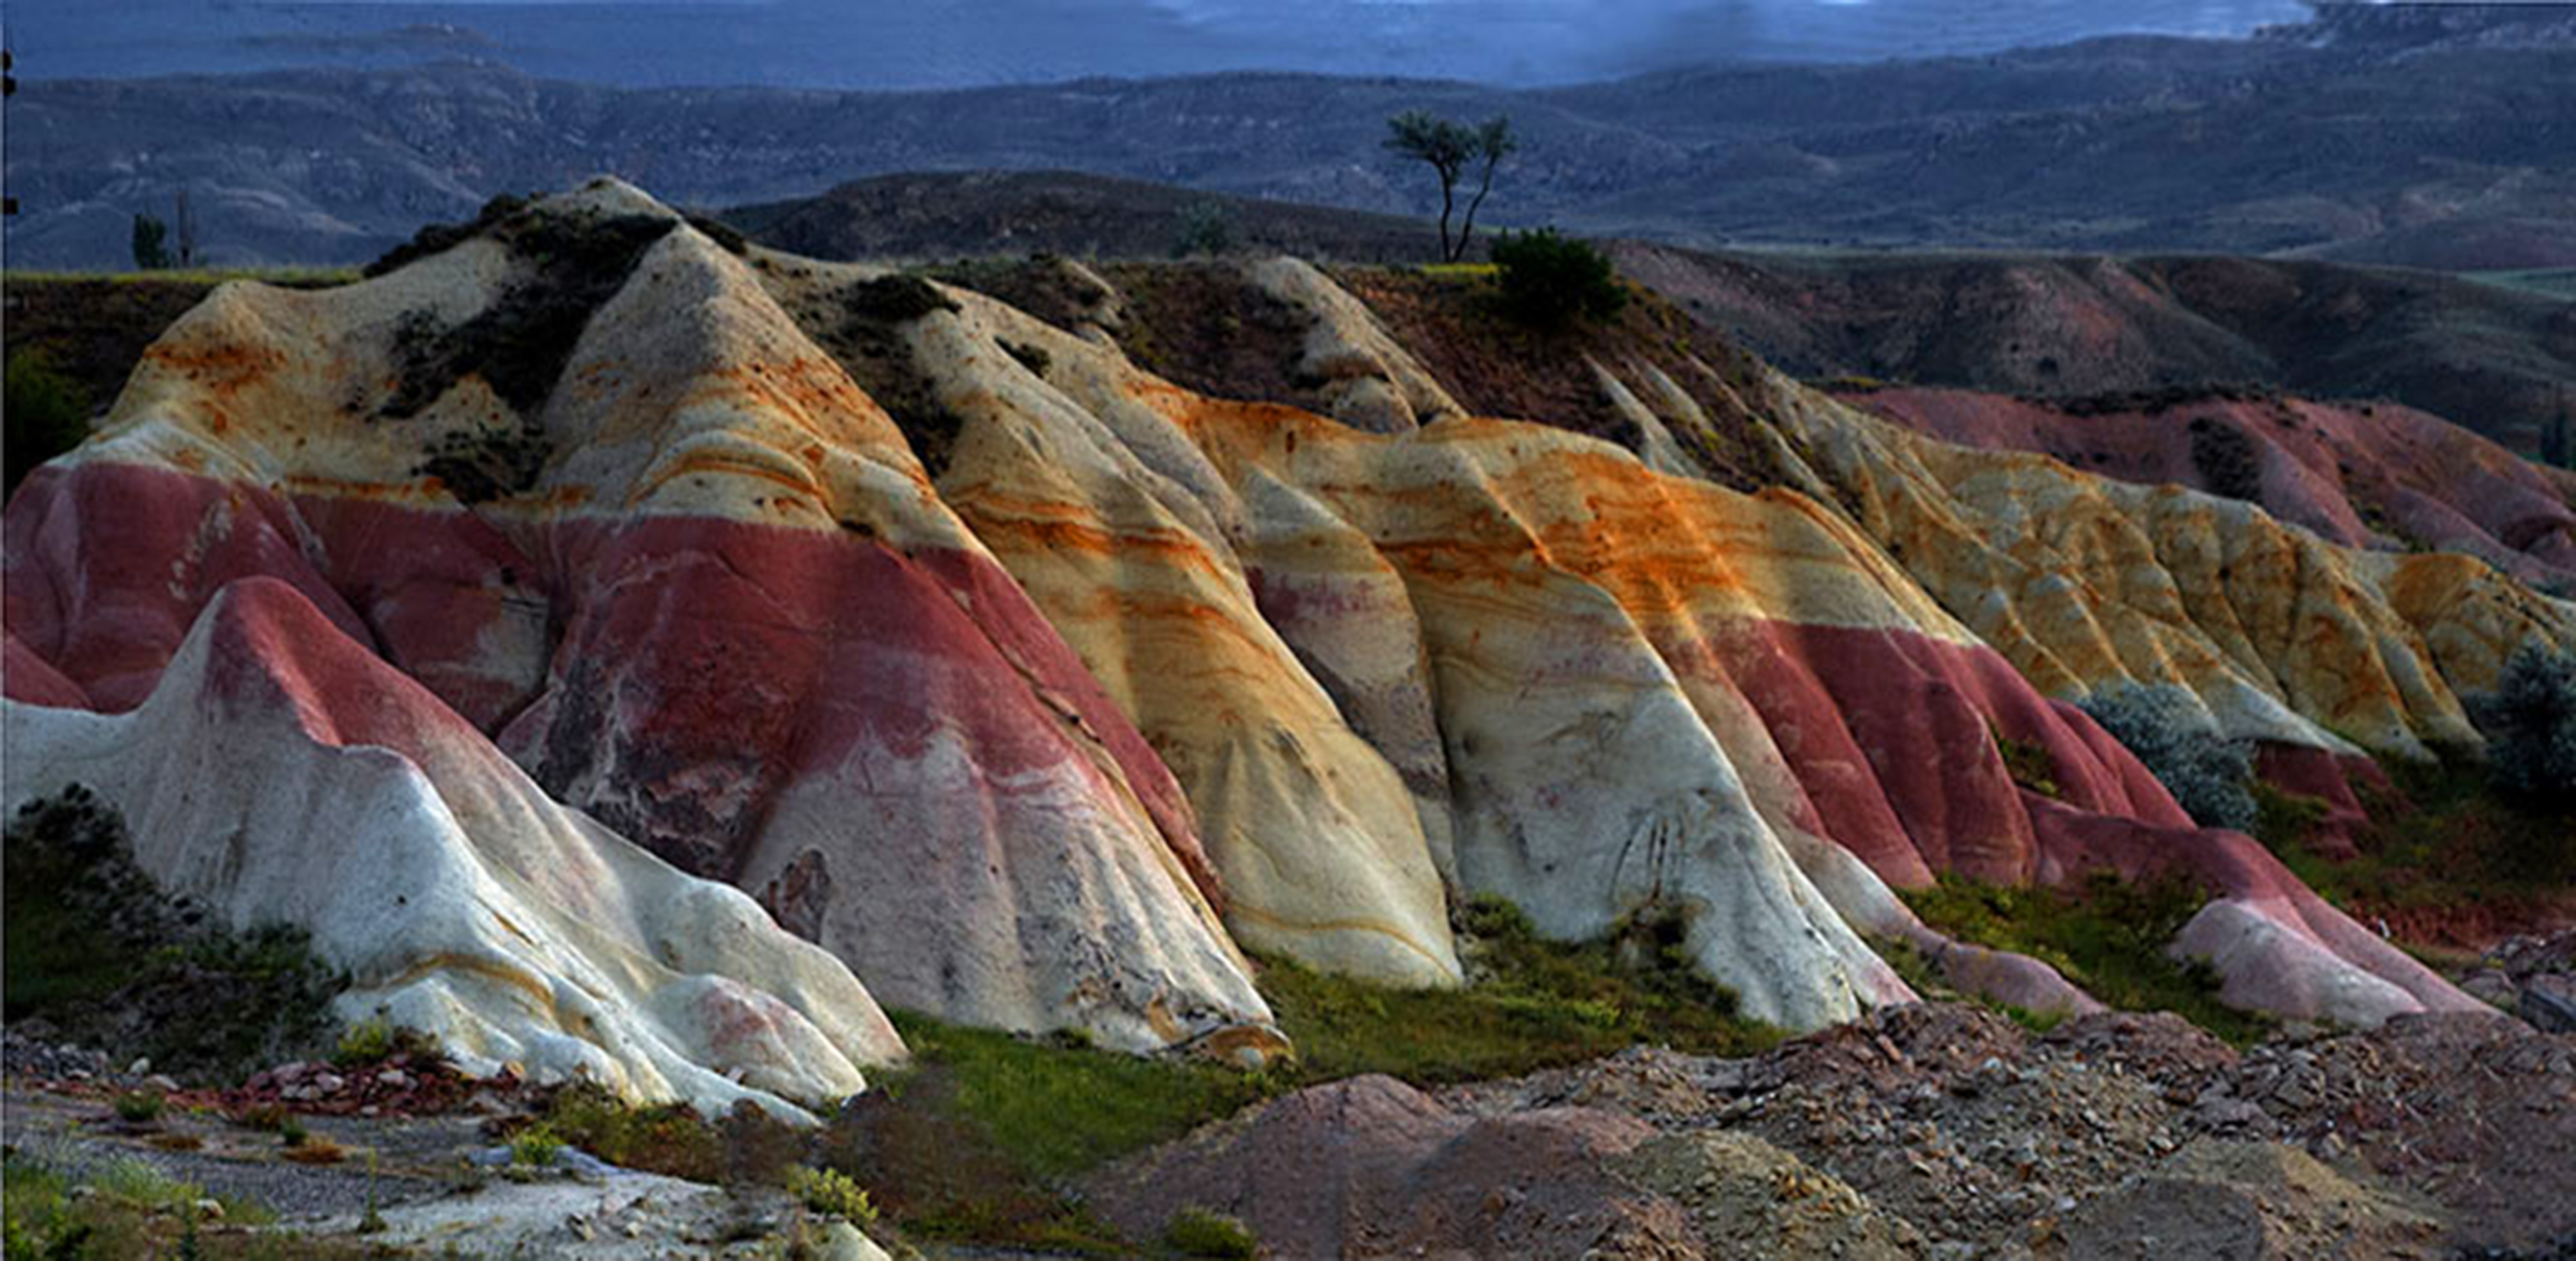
[879,1014,1274,1184]
[540,1085,729,1183]
[1900,871,2272,1045]
[543,899,1778,1256]
[4,1151,312,1258]
[1163,1207,1260,1258]
[1262,897,1779,1086]
[2253,761,2575,930]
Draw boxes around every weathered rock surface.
[3,178,2524,1043]
[1850,387,2576,592]
[4,578,899,1117]
[2,180,1275,1056]
[1425,1002,2576,1259]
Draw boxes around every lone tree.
[1384,111,1517,263]
[130,212,172,271]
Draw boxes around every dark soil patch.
[1330,266,1792,491]
[919,255,1113,333]
[2,786,345,1084]
[369,200,681,500]
[786,273,970,477]
[1095,262,1317,410]
[2187,414,2263,502]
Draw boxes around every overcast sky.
[6,0,2318,87]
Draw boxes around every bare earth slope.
[14,182,2558,1053]
[1611,243,2576,456]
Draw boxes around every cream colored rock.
[3,581,900,1119]
[1742,366,2576,761]
[1251,257,1463,434]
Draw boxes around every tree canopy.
[1384,110,1517,263]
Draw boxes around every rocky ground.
[10,972,2575,1259]
[1087,983,2576,1260]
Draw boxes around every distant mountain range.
[5,7,2572,271]
[5,0,2318,89]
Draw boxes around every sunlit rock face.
[5,180,2516,1037]
[2,180,1278,1058]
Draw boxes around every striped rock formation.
[3,180,1277,1060]
[4,180,2517,1041]
[1848,387,2576,593]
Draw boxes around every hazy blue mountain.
[6,0,2310,89]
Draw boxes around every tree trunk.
[1455,156,1501,263]
[1436,176,1456,264]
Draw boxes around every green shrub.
[1992,726,2061,799]
[4,787,346,1079]
[4,352,91,497]
[2465,643,2576,809]
[1488,228,1628,329]
[112,1091,165,1124]
[2077,683,2256,831]
[785,1165,879,1224]
[508,1123,563,1169]
[1260,893,1774,1087]
[1172,200,1236,259]
[1163,1207,1259,1258]
[331,1018,396,1068]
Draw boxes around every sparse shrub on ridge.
[2077,682,2257,832]
[1489,228,1628,330]
[4,351,90,498]
[2465,643,2576,809]
[1172,200,1237,258]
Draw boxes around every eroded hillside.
[8,183,2571,1119]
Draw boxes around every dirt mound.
[2055,1139,2442,1260]
[1422,1002,2575,1258]
[1080,1075,1685,1260]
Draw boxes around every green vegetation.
[131,213,173,271]
[507,1122,564,1169]
[1489,228,1629,330]
[540,1086,728,1182]
[785,1165,879,1224]
[4,351,90,497]
[4,1150,306,1260]
[1991,726,2060,799]
[5,268,358,287]
[1870,934,2065,1035]
[1901,871,2271,1045]
[534,896,1772,1256]
[2250,761,2575,921]
[112,1091,166,1125]
[2466,643,2576,810]
[3,787,346,1081]
[883,1013,1274,1184]
[1264,897,1777,1086]
[1171,200,1237,259]
[2077,683,2256,832]
[1163,1207,1260,1259]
